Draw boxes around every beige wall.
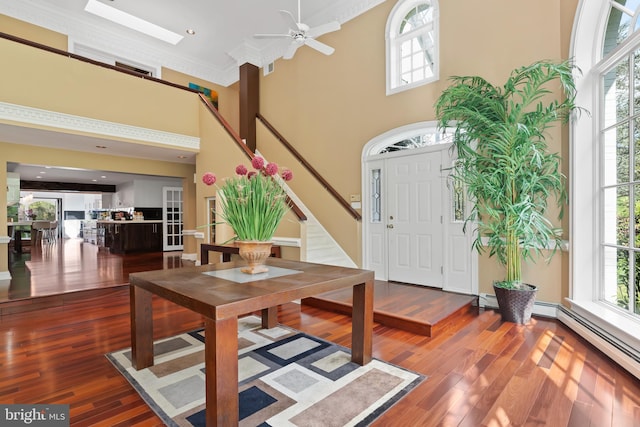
[161,68,240,136]
[258,0,579,301]
[0,15,67,49]
[1,1,582,303]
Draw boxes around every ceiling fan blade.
[283,42,301,60]
[305,38,335,56]
[307,21,341,38]
[279,9,301,30]
[254,33,291,39]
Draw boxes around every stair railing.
[256,113,362,221]
[199,95,307,221]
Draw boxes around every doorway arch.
[361,121,477,295]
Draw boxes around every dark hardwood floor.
[1,238,191,314]
[1,238,639,425]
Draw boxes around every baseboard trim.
[480,292,640,380]
[0,271,11,281]
[181,252,197,262]
[557,306,640,380]
[479,293,558,318]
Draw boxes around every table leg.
[351,278,374,365]
[205,316,238,427]
[130,285,154,370]
[14,228,23,254]
[261,306,278,328]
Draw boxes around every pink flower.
[264,162,279,176]
[281,169,293,181]
[247,171,258,179]
[251,156,265,170]
[202,172,216,186]
[235,164,248,175]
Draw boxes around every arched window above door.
[386,0,439,95]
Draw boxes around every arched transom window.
[386,0,439,95]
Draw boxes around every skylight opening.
[84,0,183,45]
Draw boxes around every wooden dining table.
[129,258,374,427]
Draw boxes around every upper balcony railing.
[0,31,308,221]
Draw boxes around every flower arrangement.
[202,156,293,242]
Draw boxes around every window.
[571,0,640,346]
[386,0,439,95]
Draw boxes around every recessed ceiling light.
[101,176,107,179]
[84,0,183,45]
[186,29,196,35]
[39,171,46,174]
[92,179,98,182]
[177,155,187,159]
[36,176,42,179]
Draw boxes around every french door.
[163,187,183,251]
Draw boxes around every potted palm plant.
[435,60,580,324]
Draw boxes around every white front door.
[386,151,444,287]
[363,122,477,294]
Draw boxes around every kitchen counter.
[97,221,163,253]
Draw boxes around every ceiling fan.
[254,0,341,60]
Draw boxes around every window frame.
[385,0,439,95]
[570,0,640,349]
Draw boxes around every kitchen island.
[97,220,163,253]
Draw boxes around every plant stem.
[506,228,521,283]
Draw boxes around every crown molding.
[0,102,200,150]
[0,0,383,85]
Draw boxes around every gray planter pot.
[493,282,537,324]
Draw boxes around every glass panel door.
[163,187,183,251]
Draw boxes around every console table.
[200,242,281,265]
[129,258,374,426]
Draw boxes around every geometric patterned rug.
[106,316,424,426]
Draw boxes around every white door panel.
[387,152,443,287]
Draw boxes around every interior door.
[163,187,183,251]
[386,152,443,287]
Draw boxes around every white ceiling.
[0,0,382,86]
[0,0,383,186]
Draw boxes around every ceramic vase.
[236,241,272,274]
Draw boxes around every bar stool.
[31,220,51,245]
[44,221,58,243]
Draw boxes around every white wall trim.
[478,293,559,318]
[0,102,200,150]
[557,305,640,380]
[0,271,11,281]
[0,236,11,244]
[181,252,197,262]
[271,237,301,247]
